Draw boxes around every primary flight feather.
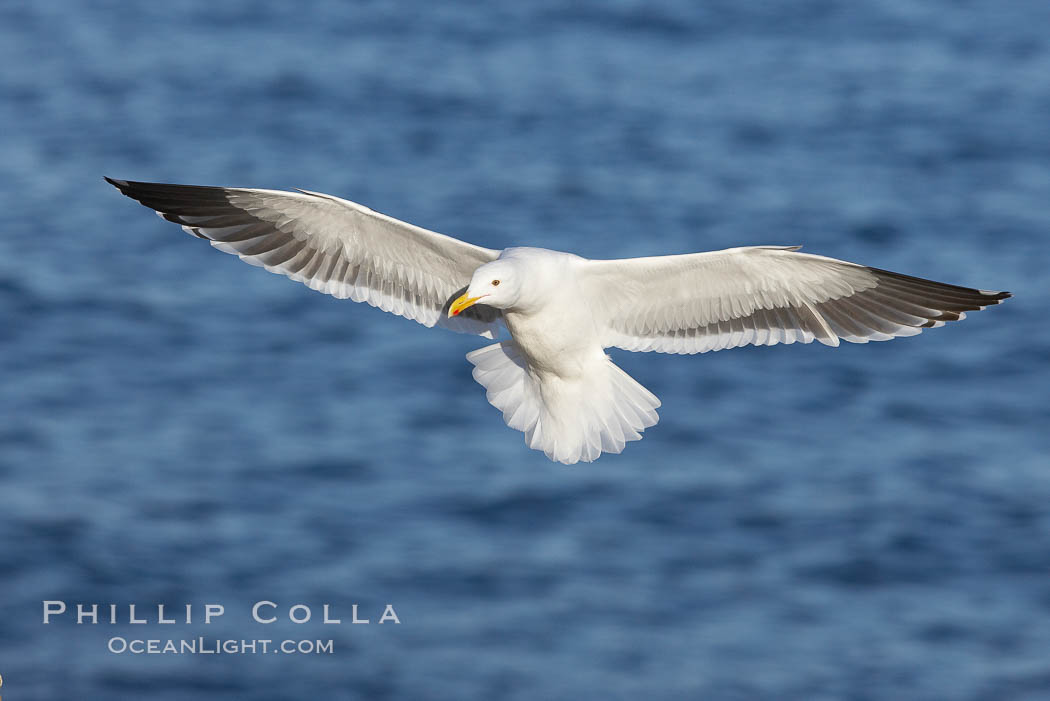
[106,178,1011,464]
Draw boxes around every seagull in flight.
[106,178,1011,464]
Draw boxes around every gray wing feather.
[583,246,1010,354]
[107,178,503,337]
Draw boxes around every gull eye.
[491,279,500,286]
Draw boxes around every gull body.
[478,248,599,371]
[106,178,1011,464]
[459,248,659,463]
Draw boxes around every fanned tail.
[466,342,661,464]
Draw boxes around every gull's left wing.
[106,178,503,337]
[581,245,1010,354]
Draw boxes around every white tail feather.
[466,342,661,464]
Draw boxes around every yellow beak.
[449,292,485,317]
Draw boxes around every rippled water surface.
[2,1,1049,699]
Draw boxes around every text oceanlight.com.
[108,637,334,655]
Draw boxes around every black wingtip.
[869,266,1013,309]
[976,289,1012,303]
[104,176,129,189]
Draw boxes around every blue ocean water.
[1,1,1048,698]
